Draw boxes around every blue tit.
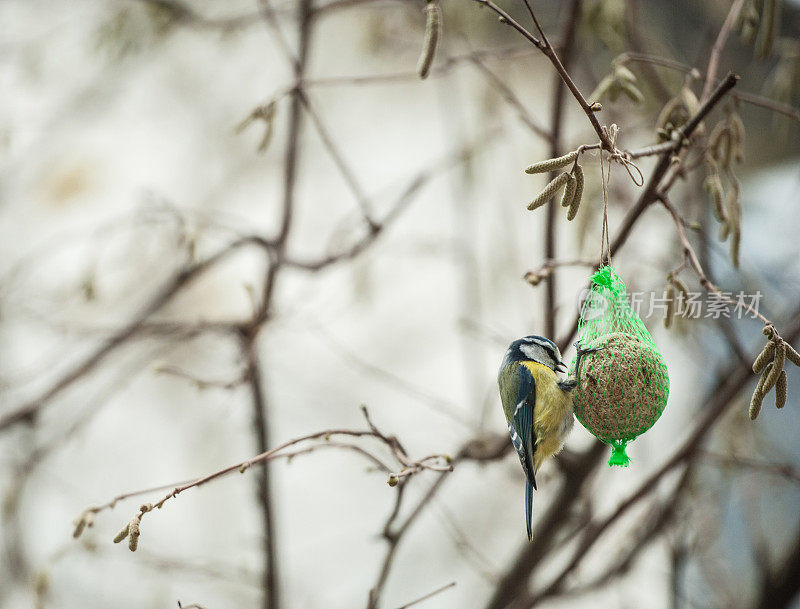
[498,335,577,541]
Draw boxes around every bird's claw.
[571,341,605,387]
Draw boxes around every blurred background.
[1,0,799,608]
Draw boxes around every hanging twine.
[599,137,611,266]
[598,124,644,266]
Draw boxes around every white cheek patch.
[520,344,539,361]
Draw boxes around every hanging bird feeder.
[569,266,670,466]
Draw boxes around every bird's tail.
[525,478,534,541]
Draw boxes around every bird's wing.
[499,363,538,491]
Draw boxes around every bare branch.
[658,194,772,325]
[701,0,746,102]
[557,72,739,351]
[393,582,456,609]
[75,406,452,546]
[473,0,614,150]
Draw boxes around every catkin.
[753,341,776,373]
[726,184,742,267]
[656,98,682,134]
[528,172,570,211]
[762,341,785,393]
[709,124,731,168]
[719,220,731,241]
[614,64,637,84]
[775,370,787,409]
[113,523,130,544]
[128,517,141,552]
[664,284,675,329]
[589,75,615,103]
[566,165,584,220]
[750,362,772,420]
[566,190,581,220]
[730,113,745,163]
[724,187,740,222]
[73,518,86,539]
[620,81,645,104]
[525,151,578,174]
[672,276,689,299]
[704,175,726,222]
[741,3,760,43]
[730,223,741,268]
[572,164,584,208]
[749,389,764,420]
[757,0,776,58]
[785,342,800,367]
[417,1,441,79]
[718,130,732,168]
[681,86,700,116]
[561,173,577,208]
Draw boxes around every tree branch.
[557,72,739,351]
[473,0,614,151]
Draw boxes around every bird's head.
[502,335,567,374]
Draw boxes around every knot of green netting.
[608,440,631,467]
[590,266,614,288]
[589,265,626,302]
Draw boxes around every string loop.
[598,124,644,265]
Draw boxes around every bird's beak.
[555,362,567,373]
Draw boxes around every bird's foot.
[570,341,605,388]
[558,377,577,392]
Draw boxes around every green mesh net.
[569,266,670,467]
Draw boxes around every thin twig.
[619,52,800,121]
[701,0,746,102]
[0,236,270,432]
[393,582,456,609]
[472,0,613,150]
[283,132,498,271]
[467,53,551,141]
[297,90,378,228]
[699,451,800,484]
[77,407,452,534]
[658,194,771,325]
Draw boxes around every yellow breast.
[519,361,574,472]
